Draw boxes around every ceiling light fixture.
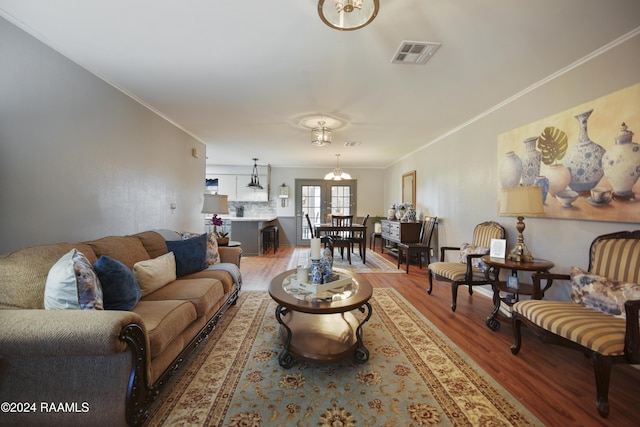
[318,0,379,31]
[247,158,264,190]
[324,154,352,180]
[311,121,332,146]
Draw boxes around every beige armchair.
[511,230,640,418]
[428,221,506,311]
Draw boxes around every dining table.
[314,223,368,264]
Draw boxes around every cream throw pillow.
[134,252,177,297]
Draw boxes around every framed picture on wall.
[402,170,416,206]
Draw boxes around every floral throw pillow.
[459,242,489,271]
[181,231,220,266]
[570,266,640,318]
[44,248,104,310]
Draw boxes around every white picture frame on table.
[490,238,506,258]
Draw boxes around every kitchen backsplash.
[228,201,277,217]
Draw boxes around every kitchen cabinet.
[206,173,269,201]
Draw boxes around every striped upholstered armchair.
[511,230,640,418]
[428,221,506,312]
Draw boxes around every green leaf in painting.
[537,127,568,165]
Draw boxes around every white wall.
[385,34,640,300]
[0,18,205,253]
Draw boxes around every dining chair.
[350,214,369,262]
[305,213,332,250]
[397,216,437,273]
[331,215,353,264]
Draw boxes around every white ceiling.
[2,0,639,169]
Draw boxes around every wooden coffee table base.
[275,304,372,368]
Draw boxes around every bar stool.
[370,231,383,253]
[262,225,279,254]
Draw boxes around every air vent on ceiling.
[391,41,441,65]
[344,141,362,147]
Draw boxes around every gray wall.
[0,18,206,253]
[384,33,640,301]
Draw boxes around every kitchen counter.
[221,216,277,256]
[221,216,278,222]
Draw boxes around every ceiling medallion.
[318,0,379,31]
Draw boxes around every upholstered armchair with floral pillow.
[511,230,640,418]
[428,221,506,311]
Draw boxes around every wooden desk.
[315,223,368,264]
[482,256,555,331]
[380,220,421,257]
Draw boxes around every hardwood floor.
[240,246,640,426]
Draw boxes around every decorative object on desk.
[201,193,228,236]
[602,122,640,200]
[387,204,396,220]
[246,158,264,189]
[216,230,229,246]
[320,247,333,280]
[318,0,379,31]
[310,237,322,260]
[296,265,309,282]
[489,238,506,258]
[403,205,416,222]
[499,186,545,262]
[309,259,322,284]
[521,136,542,186]
[564,109,606,193]
[324,153,351,180]
[507,275,520,291]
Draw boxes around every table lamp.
[499,185,545,263]
[202,193,229,235]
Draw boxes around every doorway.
[295,179,357,246]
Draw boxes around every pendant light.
[318,0,380,31]
[324,154,352,180]
[247,158,264,189]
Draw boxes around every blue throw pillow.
[94,255,141,310]
[166,233,208,277]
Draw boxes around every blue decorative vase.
[564,109,606,193]
[309,259,322,285]
[533,175,549,204]
[320,247,333,279]
[499,151,522,188]
[521,136,541,186]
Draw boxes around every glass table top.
[282,273,359,303]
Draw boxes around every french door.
[295,179,357,246]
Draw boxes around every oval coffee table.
[268,268,373,368]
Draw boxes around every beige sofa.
[0,230,242,426]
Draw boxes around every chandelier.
[311,121,332,146]
[318,0,379,31]
[247,158,264,189]
[324,154,352,180]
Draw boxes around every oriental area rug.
[145,289,542,427]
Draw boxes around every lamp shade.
[201,193,229,214]
[499,186,545,217]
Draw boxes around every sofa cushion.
[134,252,177,297]
[132,300,197,355]
[458,242,489,270]
[570,266,640,318]
[85,235,150,269]
[94,255,141,311]
[166,234,208,277]
[0,243,97,309]
[44,249,104,310]
[181,231,220,266]
[134,231,169,260]
[141,278,224,318]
